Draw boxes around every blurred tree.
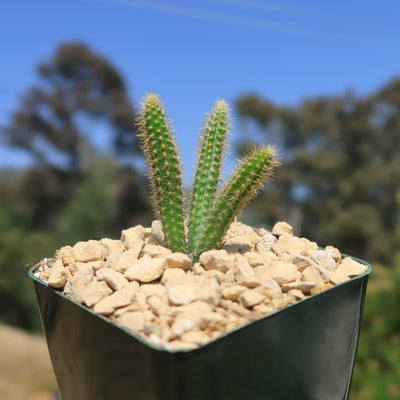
[0,43,152,331]
[1,42,139,172]
[236,79,400,263]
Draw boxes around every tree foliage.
[236,79,400,263]
[2,42,139,171]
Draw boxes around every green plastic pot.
[29,256,371,400]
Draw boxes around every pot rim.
[29,254,372,354]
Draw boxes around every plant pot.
[29,256,371,400]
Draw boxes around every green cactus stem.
[137,93,186,253]
[188,99,230,260]
[202,146,279,253]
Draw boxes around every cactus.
[137,93,186,253]
[188,99,231,260]
[201,146,278,253]
[137,92,279,261]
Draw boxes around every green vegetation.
[137,93,278,261]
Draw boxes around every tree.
[1,42,139,172]
[236,78,400,263]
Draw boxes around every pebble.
[238,290,265,308]
[168,284,197,305]
[336,257,368,277]
[269,261,298,285]
[121,226,145,249]
[96,268,128,291]
[162,252,192,270]
[199,249,235,273]
[272,221,293,236]
[73,240,107,263]
[124,255,164,283]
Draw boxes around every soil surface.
[0,324,57,400]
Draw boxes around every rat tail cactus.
[188,99,231,259]
[137,93,186,253]
[137,92,279,261]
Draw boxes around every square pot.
[29,256,371,400]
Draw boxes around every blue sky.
[0,0,399,178]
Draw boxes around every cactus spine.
[137,93,186,253]
[137,92,278,261]
[188,99,230,260]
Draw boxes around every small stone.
[121,226,145,249]
[234,255,261,288]
[269,262,298,285]
[272,221,293,236]
[203,270,225,283]
[314,264,330,282]
[70,264,94,285]
[96,268,128,291]
[252,304,275,317]
[171,301,213,327]
[224,221,259,240]
[281,281,315,293]
[223,269,235,284]
[291,254,317,271]
[105,250,123,269]
[311,250,337,271]
[223,236,253,253]
[221,285,247,301]
[192,263,206,275]
[161,268,186,286]
[238,290,265,308]
[124,255,164,283]
[172,318,195,336]
[100,238,124,254]
[114,243,143,273]
[336,257,368,278]
[141,244,172,258]
[220,299,253,319]
[168,284,197,305]
[82,281,113,307]
[272,234,309,255]
[150,220,165,244]
[181,330,209,345]
[63,268,94,303]
[327,270,351,285]
[147,296,169,317]
[199,249,235,273]
[166,341,197,351]
[58,246,75,266]
[144,322,161,336]
[255,232,277,253]
[200,312,227,331]
[93,282,139,315]
[118,311,145,332]
[73,240,107,263]
[87,261,105,271]
[139,283,167,298]
[195,276,221,306]
[244,252,267,267]
[162,252,192,270]
[287,289,306,300]
[302,266,325,294]
[325,245,342,263]
[48,260,70,288]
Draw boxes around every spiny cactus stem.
[188,99,230,260]
[203,146,278,253]
[138,93,186,253]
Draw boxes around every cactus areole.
[137,92,279,262]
